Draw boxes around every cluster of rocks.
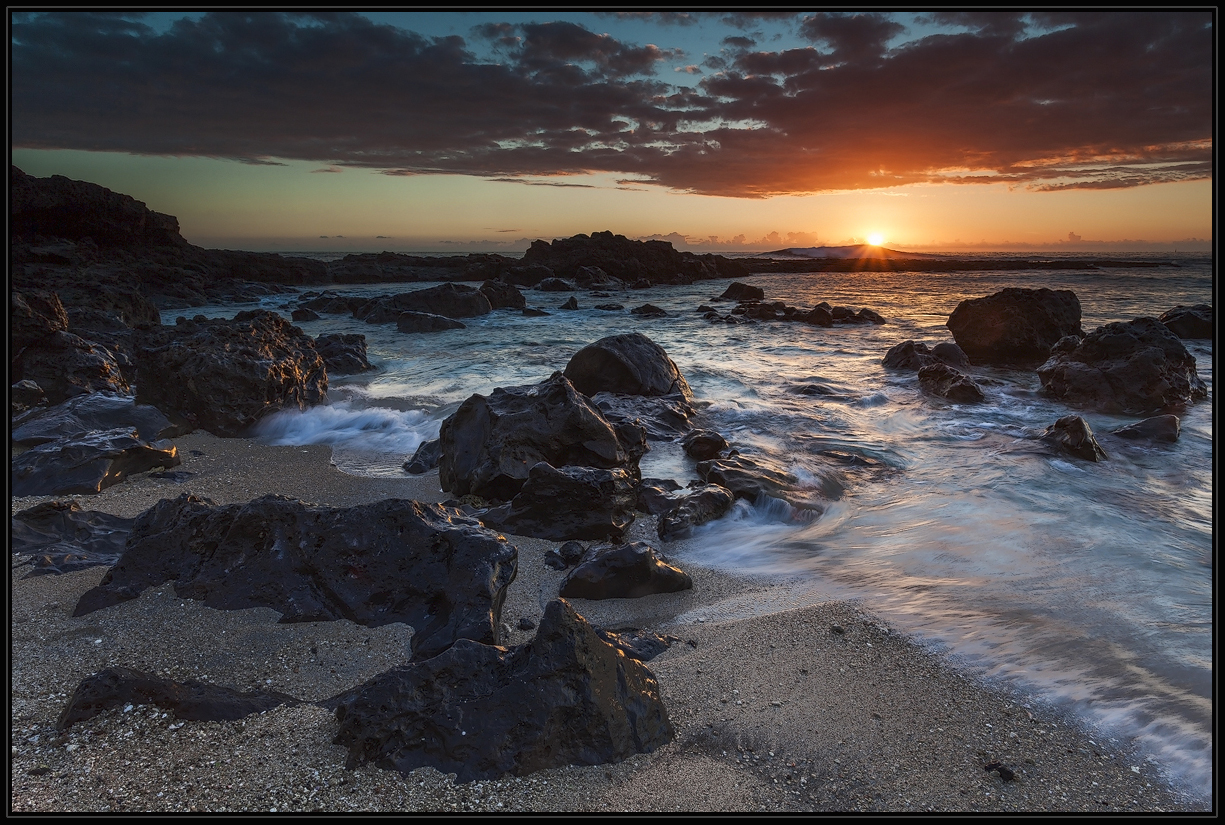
[699,282,888,327]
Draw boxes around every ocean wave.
[252,401,439,458]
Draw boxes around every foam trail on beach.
[253,401,439,476]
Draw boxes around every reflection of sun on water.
[867,233,885,246]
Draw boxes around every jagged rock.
[1158,304,1213,339]
[57,668,299,731]
[74,494,517,661]
[1037,318,1208,414]
[857,308,887,325]
[947,288,1084,365]
[882,340,934,370]
[331,598,673,782]
[573,265,624,289]
[917,362,986,403]
[398,282,492,318]
[697,454,842,511]
[291,307,320,322]
[480,463,636,542]
[591,392,692,442]
[657,485,736,541]
[559,542,692,600]
[521,230,746,286]
[480,280,526,310]
[559,296,579,310]
[12,290,69,351]
[594,628,680,662]
[133,310,327,437]
[681,429,728,460]
[563,333,692,400]
[12,428,179,497]
[720,282,764,301]
[537,277,577,292]
[803,306,833,327]
[503,264,556,288]
[16,330,131,404]
[403,439,442,474]
[438,372,633,501]
[11,380,46,414]
[12,500,135,575]
[313,333,373,374]
[1112,414,1181,442]
[1041,415,1108,462]
[396,311,466,333]
[635,478,684,515]
[12,393,181,446]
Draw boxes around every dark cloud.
[599,12,701,26]
[721,35,757,49]
[489,178,597,188]
[11,11,1212,198]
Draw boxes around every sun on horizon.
[867,233,885,246]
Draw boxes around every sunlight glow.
[867,233,885,246]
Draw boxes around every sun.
[867,233,885,246]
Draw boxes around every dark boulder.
[1041,415,1108,462]
[133,310,327,437]
[503,264,556,288]
[636,479,684,516]
[574,265,624,288]
[313,333,373,374]
[291,307,320,322]
[331,598,673,782]
[917,362,986,403]
[396,311,466,333]
[681,429,729,460]
[437,372,632,501]
[1112,414,1180,442]
[594,628,680,662]
[12,428,180,497]
[12,393,182,446]
[697,454,842,511]
[932,341,971,368]
[947,288,1084,365]
[591,392,693,441]
[16,331,131,404]
[559,542,692,600]
[300,293,369,315]
[563,333,692,399]
[882,340,934,370]
[400,282,492,318]
[559,296,579,310]
[522,307,550,317]
[12,500,135,575]
[720,282,764,301]
[1158,304,1213,339]
[630,304,668,318]
[857,308,887,325]
[594,303,625,311]
[12,291,69,351]
[403,438,442,474]
[657,484,736,541]
[537,277,577,292]
[480,280,526,310]
[73,495,518,661]
[803,306,833,327]
[58,668,299,731]
[11,380,46,414]
[480,463,636,542]
[1037,318,1208,414]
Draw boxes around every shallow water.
[177,253,1213,802]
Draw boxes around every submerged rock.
[720,282,764,301]
[681,429,729,460]
[1112,414,1180,442]
[331,598,674,782]
[58,668,300,731]
[946,288,1084,365]
[1041,415,1108,462]
[396,310,466,333]
[917,362,986,403]
[559,542,692,600]
[133,310,327,437]
[657,484,735,541]
[12,428,180,497]
[73,495,517,661]
[1037,317,1207,414]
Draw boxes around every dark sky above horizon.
[9,11,1213,252]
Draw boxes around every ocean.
[173,252,1213,803]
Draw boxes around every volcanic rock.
[720,282,764,301]
[437,372,632,501]
[681,429,729,460]
[403,438,442,474]
[594,628,680,662]
[313,333,373,374]
[1036,317,1208,414]
[397,282,492,318]
[396,311,466,333]
[16,331,131,404]
[480,462,637,542]
[1158,304,1213,339]
[559,542,692,600]
[12,393,182,446]
[697,454,842,511]
[591,392,693,441]
[521,230,746,286]
[291,307,320,322]
[132,310,327,437]
[12,428,180,497]
[1041,415,1108,462]
[12,500,135,575]
[917,362,986,403]
[11,380,46,414]
[563,333,692,399]
[537,277,577,292]
[560,296,579,310]
[330,598,673,782]
[73,494,518,661]
[657,484,736,541]
[1111,414,1181,442]
[946,288,1084,365]
[480,280,526,310]
[12,290,69,351]
[58,668,299,732]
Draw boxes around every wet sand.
[9,434,1209,812]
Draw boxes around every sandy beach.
[10,434,1210,813]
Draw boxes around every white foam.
[253,401,439,459]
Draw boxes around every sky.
[9,10,1214,253]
